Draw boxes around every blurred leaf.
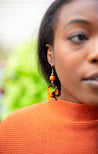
[2,40,48,119]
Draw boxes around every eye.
[68,34,88,43]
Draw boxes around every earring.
[47,67,59,101]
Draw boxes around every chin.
[84,100,98,106]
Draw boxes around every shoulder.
[0,100,55,152]
[0,100,52,147]
[0,100,50,129]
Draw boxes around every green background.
[2,40,48,119]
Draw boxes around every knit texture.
[0,99,98,154]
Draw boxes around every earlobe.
[46,44,54,67]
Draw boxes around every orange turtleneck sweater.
[0,99,98,154]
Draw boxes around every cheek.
[54,45,82,77]
[53,38,87,85]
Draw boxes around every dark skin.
[47,0,98,106]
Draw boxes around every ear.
[46,44,55,67]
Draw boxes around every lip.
[83,72,98,88]
[83,72,98,80]
[83,80,98,88]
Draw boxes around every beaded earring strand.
[47,67,59,100]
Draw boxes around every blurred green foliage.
[2,40,48,119]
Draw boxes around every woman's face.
[47,0,98,106]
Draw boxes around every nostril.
[92,59,98,63]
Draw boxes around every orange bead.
[50,75,55,81]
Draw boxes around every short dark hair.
[38,0,72,93]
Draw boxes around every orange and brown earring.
[47,67,59,100]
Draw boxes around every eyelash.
[68,33,88,44]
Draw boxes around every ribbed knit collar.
[49,99,98,122]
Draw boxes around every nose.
[87,39,98,63]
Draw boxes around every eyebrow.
[63,19,92,30]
